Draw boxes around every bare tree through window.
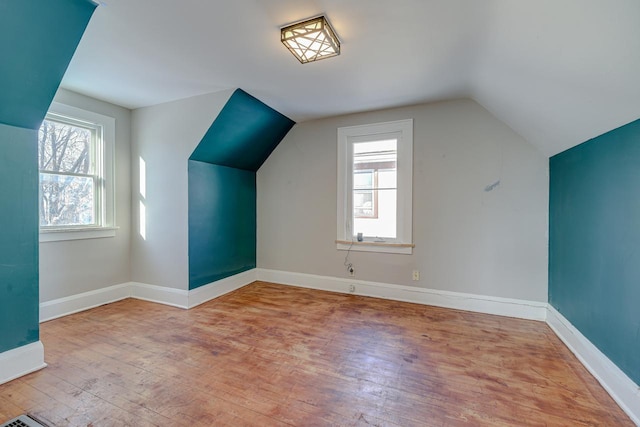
[38,117,98,227]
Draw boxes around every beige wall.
[130,90,233,290]
[39,89,132,302]
[40,93,549,303]
[257,99,549,302]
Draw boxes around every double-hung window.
[337,119,413,254]
[38,102,115,242]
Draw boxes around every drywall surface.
[0,0,95,130]
[190,89,295,171]
[0,0,94,356]
[131,90,234,290]
[39,89,132,302]
[549,118,640,385]
[0,124,39,352]
[257,99,549,302]
[187,89,293,289]
[188,161,256,288]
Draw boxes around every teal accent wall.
[188,89,294,289]
[0,0,95,354]
[549,118,640,385]
[0,124,39,353]
[0,0,96,130]
[190,89,295,171]
[188,161,256,288]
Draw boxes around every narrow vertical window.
[337,119,413,254]
[39,116,101,227]
[38,102,116,242]
[353,139,397,236]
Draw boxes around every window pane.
[353,189,396,239]
[38,119,93,174]
[354,170,373,189]
[352,139,397,237]
[40,173,95,226]
[378,168,396,188]
[353,139,397,157]
[354,190,375,217]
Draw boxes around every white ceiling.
[62,0,640,156]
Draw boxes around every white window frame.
[337,119,413,254]
[39,102,116,242]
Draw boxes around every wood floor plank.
[0,281,634,426]
[0,395,22,421]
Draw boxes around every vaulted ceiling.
[62,0,640,157]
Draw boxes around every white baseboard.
[0,341,46,385]
[129,282,189,309]
[546,306,640,426]
[255,268,548,321]
[40,269,544,323]
[40,283,130,322]
[188,269,257,308]
[40,269,257,322]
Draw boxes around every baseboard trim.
[546,306,640,425]
[255,268,547,321]
[188,269,257,308]
[0,341,46,385]
[41,269,546,321]
[129,282,189,309]
[40,283,130,322]
[40,269,258,322]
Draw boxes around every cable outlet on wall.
[412,270,420,281]
[349,284,356,293]
[348,266,355,277]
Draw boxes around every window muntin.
[337,119,413,254]
[38,115,102,228]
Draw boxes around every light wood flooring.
[0,281,633,426]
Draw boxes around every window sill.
[39,226,118,243]
[335,240,414,255]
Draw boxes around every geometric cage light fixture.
[281,15,340,64]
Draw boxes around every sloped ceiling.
[0,0,96,129]
[60,0,640,157]
[190,89,295,171]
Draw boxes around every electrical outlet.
[349,266,355,277]
[349,284,356,293]
[412,270,420,281]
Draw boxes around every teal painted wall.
[0,124,40,353]
[0,0,95,354]
[0,0,96,130]
[188,161,256,288]
[190,89,295,171]
[188,89,294,289]
[549,118,640,385]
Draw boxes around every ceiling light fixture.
[281,16,340,64]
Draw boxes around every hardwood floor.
[0,281,633,426]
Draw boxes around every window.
[38,102,116,242]
[337,119,413,254]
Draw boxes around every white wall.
[39,89,132,302]
[130,90,233,290]
[257,99,549,302]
